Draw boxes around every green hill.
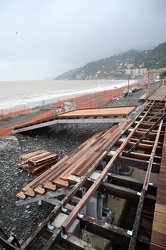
[55,42,166,80]
[133,42,166,69]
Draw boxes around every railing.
[146,80,163,98]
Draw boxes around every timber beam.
[0,237,19,250]
[79,214,150,248]
[83,179,156,205]
[106,154,160,173]
[43,209,150,250]
[107,173,157,195]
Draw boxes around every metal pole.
[128,76,129,94]
[146,68,151,98]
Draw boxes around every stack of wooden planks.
[18,150,58,174]
[16,120,131,200]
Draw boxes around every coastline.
[0,79,141,111]
[0,80,145,121]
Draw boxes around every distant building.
[126,69,133,75]
[133,68,139,76]
[139,68,148,76]
[127,63,134,69]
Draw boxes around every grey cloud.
[0,0,166,80]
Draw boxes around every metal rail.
[128,120,163,249]
[61,101,160,233]
[125,111,165,155]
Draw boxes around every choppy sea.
[0,79,136,110]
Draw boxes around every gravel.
[0,88,146,250]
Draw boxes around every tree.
[159,69,166,79]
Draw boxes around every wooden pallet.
[18,150,58,174]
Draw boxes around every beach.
[0,79,137,110]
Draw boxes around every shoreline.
[0,81,145,120]
[0,79,144,111]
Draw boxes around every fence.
[57,86,128,109]
[0,106,30,121]
[146,80,163,98]
[0,84,145,121]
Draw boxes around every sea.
[0,79,137,111]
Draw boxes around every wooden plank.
[54,179,69,187]
[16,191,26,199]
[34,186,45,194]
[154,212,166,224]
[56,106,136,118]
[22,186,30,192]
[61,119,137,233]
[157,189,166,198]
[151,230,166,248]
[24,188,35,197]
[158,184,166,192]
[158,178,166,186]
[152,220,166,234]
[126,151,151,161]
[30,159,57,174]
[28,152,54,165]
[29,160,68,187]
[150,242,166,250]
[156,195,166,206]
[158,172,166,178]
[43,182,56,191]
[75,152,102,176]
[155,204,166,214]
[18,158,57,174]
[48,163,69,183]
[31,153,58,165]
[20,150,46,160]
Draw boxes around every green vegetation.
[55,42,166,80]
[159,69,166,79]
[133,42,166,69]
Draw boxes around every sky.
[0,0,166,81]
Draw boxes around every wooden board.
[18,150,58,173]
[56,106,136,118]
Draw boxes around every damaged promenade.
[0,83,166,250]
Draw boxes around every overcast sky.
[0,0,166,80]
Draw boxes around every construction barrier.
[57,86,127,109]
[0,106,30,121]
[0,84,146,137]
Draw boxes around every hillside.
[55,68,79,80]
[133,42,166,68]
[55,42,166,80]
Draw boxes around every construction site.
[0,79,165,250]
